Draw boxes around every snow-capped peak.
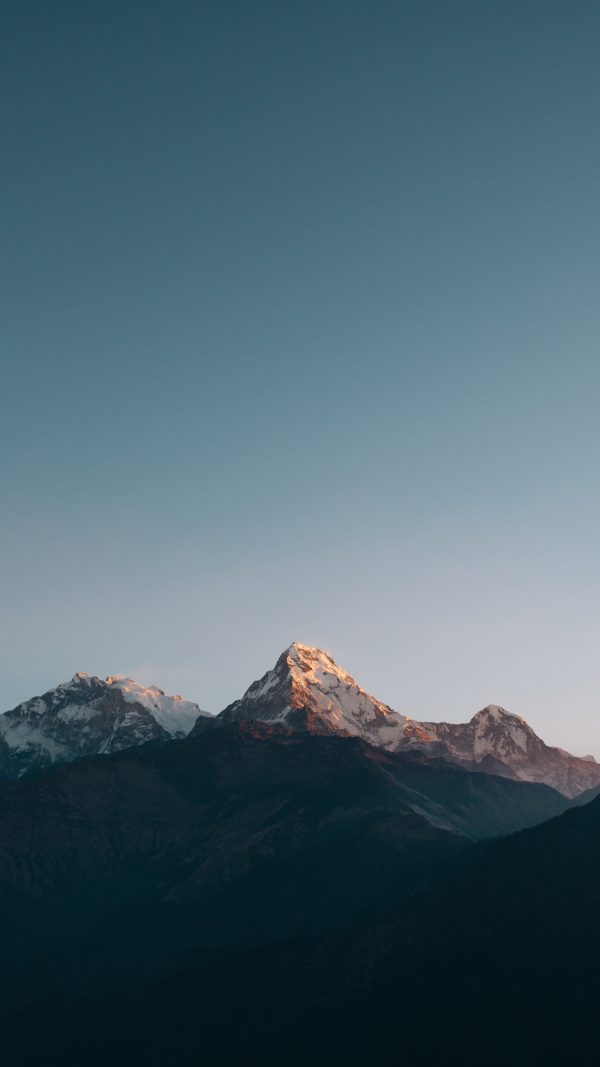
[218,642,409,749]
[104,676,206,736]
[286,642,345,670]
[471,704,528,726]
[285,642,367,691]
[0,673,211,780]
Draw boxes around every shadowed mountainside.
[0,722,585,1065]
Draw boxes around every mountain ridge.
[3,642,599,797]
[0,672,210,779]
[216,642,409,748]
[211,642,600,797]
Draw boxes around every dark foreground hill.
[311,790,600,1067]
[0,724,593,1066]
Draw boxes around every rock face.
[215,642,409,748]
[213,643,600,798]
[413,705,600,798]
[0,672,210,779]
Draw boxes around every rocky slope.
[0,672,209,778]
[413,704,600,797]
[213,643,600,797]
[215,642,410,748]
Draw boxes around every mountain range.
[1,643,600,1064]
[4,642,599,797]
[0,719,598,1066]
[0,670,208,779]
[216,642,600,797]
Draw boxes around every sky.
[2,0,600,755]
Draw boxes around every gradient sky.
[2,1,600,754]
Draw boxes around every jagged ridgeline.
[0,672,210,778]
[1,645,599,1066]
[2,643,599,797]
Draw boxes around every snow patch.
[105,676,208,736]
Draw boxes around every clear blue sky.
[2,1,600,754]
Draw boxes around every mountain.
[1,651,598,1064]
[0,723,571,906]
[0,721,587,1066]
[413,704,600,797]
[304,790,600,1067]
[214,643,600,797]
[0,671,209,779]
[4,645,598,797]
[0,723,572,951]
[215,642,409,747]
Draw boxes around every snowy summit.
[0,672,210,779]
[218,641,409,747]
